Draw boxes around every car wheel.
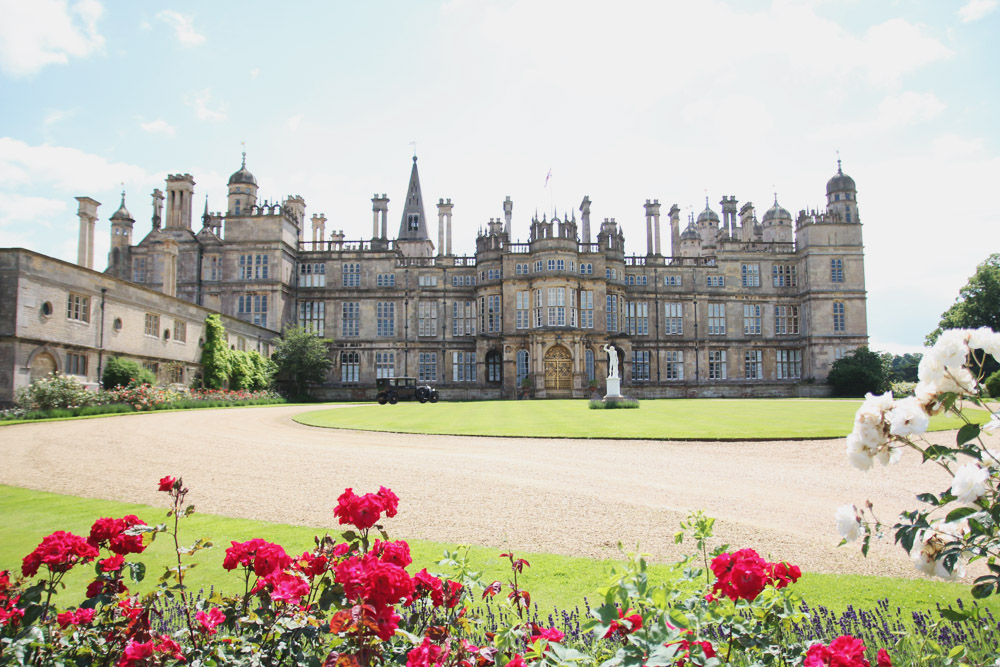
[377,395,387,405]
[388,392,398,405]
[429,392,439,403]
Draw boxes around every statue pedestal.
[605,377,622,398]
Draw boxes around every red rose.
[74,608,95,625]
[56,611,74,629]
[375,539,412,568]
[22,531,99,577]
[406,637,450,667]
[157,476,177,492]
[99,555,125,572]
[877,648,892,667]
[118,640,154,667]
[195,607,225,634]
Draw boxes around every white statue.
[602,344,619,380]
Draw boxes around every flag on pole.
[544,168,552,187]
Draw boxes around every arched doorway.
[30,351,57,381]
[544,345,572,393]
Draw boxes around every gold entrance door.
[544,345,573,392]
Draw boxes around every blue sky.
[1,0,998,353]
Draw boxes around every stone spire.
[397,155,429,241]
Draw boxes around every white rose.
[835,504,862,542]
[888,397,930,437]
[934,330,972,369]
[845,433,874,471]
[982,416,1000,434]
[912,549,936,576]
[968,327,1000,359]
[863,391,896,411]
[933,556,965,581]
[951,463,989,504]
[918,352,945,385]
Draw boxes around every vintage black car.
[376,377,439,404]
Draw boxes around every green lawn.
[293,398,987,439]
[0,485,993,617]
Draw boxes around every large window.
[516,292,529,329]
[299,263,326,287]
[343,263,360,287]
[777,349,802,379]
[547,288,566,326]
[299,301,325,336]
[341,351,359,383]
[239,254,269,280]
[745,350,763,379]
[772,265,797,287]
[664,275,682,286]
[606,294,619,332]
[375,352,395,379]
[418,302,437,336]
[833,301,846,332]
[580,291,594,328]
[67,293,90,323]
[377,302,395,337]
[517,349,530,385]
[664,302,683,335]
[132,257,146,283]
[580,263,593,275]
[632,350,650,381]
[144,313,160,337]
[707,303,726,335]
[66,352,87,377]
[626,302,648,336]
[418,352,437,382]
[238,295,268,327]
[453,301,475,336]
[533,289,543,328]
[377,273,396,287]
[708,350,727,380]
[342,302,359,337]
[585,348,595,382]
[830,258,844,283]
[418,275,438,286]
[452,351,476,382]
[774,305,799,335]
[480,295,501,333]
[741,264,760,287]
[206,255,221,281]
[743,304,761,335]
[707,275,724,287]
[665,351,684,380]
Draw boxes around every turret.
[679,216,701,258]
[695,197,719,247]
[761,197,793,243]
[826,159,859,223]
[108,190,134,278]
[227,151,258,216]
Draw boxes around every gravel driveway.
[0,405,958,579]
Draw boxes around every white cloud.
[139,119,176,136]
[0,137,152,192]
[287,114,303,131]
[0,193,67,227]
[155,10,205,47]
[139,19,151,30]
[43,108,75,126]
[185,89,227,121]
[250,68,260,78]
[0,0,105,77]
[958,0,997,22]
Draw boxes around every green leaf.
[971,580,996,599]
[956,423,981,446]
[945,507,978,523]
[923,445,957,462]
[916,493,940,506]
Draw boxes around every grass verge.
[0,485,994,617]
[293,398,988,440]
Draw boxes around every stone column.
[311,213,326,244]
[437,199,446,255]
[651,200,662,255]
[372,195,380,239]
[160,239,178,297]
[580,196,592,244]
[669,204,681,257]
[503,196,513,238]
[379,194,389,239]
[75,197,100,269]
[643,199,654,255]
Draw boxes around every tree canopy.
[200,314,231,389]
[271,326,332,396]
[927,253,1000,344]
[827,346,890,397]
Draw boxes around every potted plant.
[518,377,533,400]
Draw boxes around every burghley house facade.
[2,153,867,402]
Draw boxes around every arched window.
[341,351,360,383]
[516,349,529,385]
[486,349,502,383]
[585,348,595,382]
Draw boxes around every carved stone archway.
[29,351,57,382]
[544,345,572,393]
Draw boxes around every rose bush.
[838,327,1000,599]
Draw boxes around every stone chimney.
[75,196,100,269]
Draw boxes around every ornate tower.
[395,155,434,257]
[825,158,859,224]
[108,190,135,278]
[227,151,258,216]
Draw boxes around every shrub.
[985,369,1000,398]
[890,381,916,398]
[200,314,231,389]
[101,356,155,389]
[14,372,100,411]
[588,398,639,409]
[229,349,274,391]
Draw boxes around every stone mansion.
[1,154,867,402]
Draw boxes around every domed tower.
[695,198,719,246]
[227,150,258,216]
[761,196,793,243]
[826,159,858,224]
[679,219,702,258]
[107,190,134,278]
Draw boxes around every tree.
[229,349,275,391]
[271,326,332,396]
[200,314,231,389]
[826,347,890,397]
[927,253,1000,344]
[887,353,922,383]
